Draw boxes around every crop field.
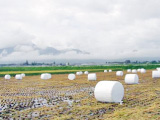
[0,70,160,119]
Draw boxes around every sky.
[0,0,160,63]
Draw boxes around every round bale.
[152,71,160,78]
[21,73,25,77]
[116,71,123,76]
[15,74,22,80]
[132,69,137,73]
[127,69,131,72]
[68,74,76,80]
[156,68,160,71]
[125,74,139,84]
[84,71,89,74]
[41,73,51,80]
[140,69,146,73]
[88,73,97,81]
[4,74,11,80]
[109,70,112,72]
[76,72,81,75]
[94,81,124,103]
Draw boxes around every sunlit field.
[0,70,159,119]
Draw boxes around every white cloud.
[0,0,160,62]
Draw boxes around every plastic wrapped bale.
[104,70,107,73]
[21,73,25,77]
[41,73,52,80]
[156,68,160,71]
[68,74,76,80]
[15,74,22,80]
[79,71,83,75]
[116,71,123,76]
[137,69,141,72]
[109,70,112,72]
[125,74,139,84]
[4,74,11,80]
[152,71,160,78]
[84,71,89,74]
[76,72,81,75]
[94,81,124,103]
[47,73,52,79]
[132,69,137,73]
[88,73,97,81]
[140,69,146,73]
[127,69,131,72]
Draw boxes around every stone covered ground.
[0,70,160,120]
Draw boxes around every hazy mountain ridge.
[0,45,90,57]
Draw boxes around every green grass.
[0,64,160,71]
[0,64,159,77]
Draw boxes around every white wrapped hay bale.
[116,71,123,76]
[84,71,89,74]
[104,70,107,73]
[68,74,76,80]
[76,72,81,75]
[125,74,139,84]
[21,73,25,77]
[46,73,51,79]
[127,69,131,72]
[109,70,112,72]
[88,73,97,81]
[132,69,137,73]
[137,69,141,72]
[156,68,160,71]
[152,71,160,78]
[15,74,22,80]
[41,73,52,80]
[140,69,146,73]
[79,71,83,75]
[4,75,11,80]
[94,81,124,103]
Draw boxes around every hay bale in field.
[125,74,139,84]
[137,69,141,72]
[132,69,137,73]
[68,74,76,80]
[15,74,22,80]
[76,72,81,75]
[127,69,131,72]
[88,73,97,81]
[41,73,52,80]
[152,71,160,78]
[21,73,25,77]
[156,68,160,71]
[104,70,107,73]
[116,71,123,76]
[94,81,124,103]
[109,70,112,72]
[4,74,11,80]
[79,71,83,74]
[84,71,89,74]
[140,69,146,73]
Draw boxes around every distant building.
[125,60,131,64]
[66,62,70,66]
[23,60,29,65]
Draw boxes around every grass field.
[0,69,160,119]
[0,64,160,77]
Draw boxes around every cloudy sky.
[0,0,160,63]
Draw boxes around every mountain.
[0,45,90,57]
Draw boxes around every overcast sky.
[0,0,160,63]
